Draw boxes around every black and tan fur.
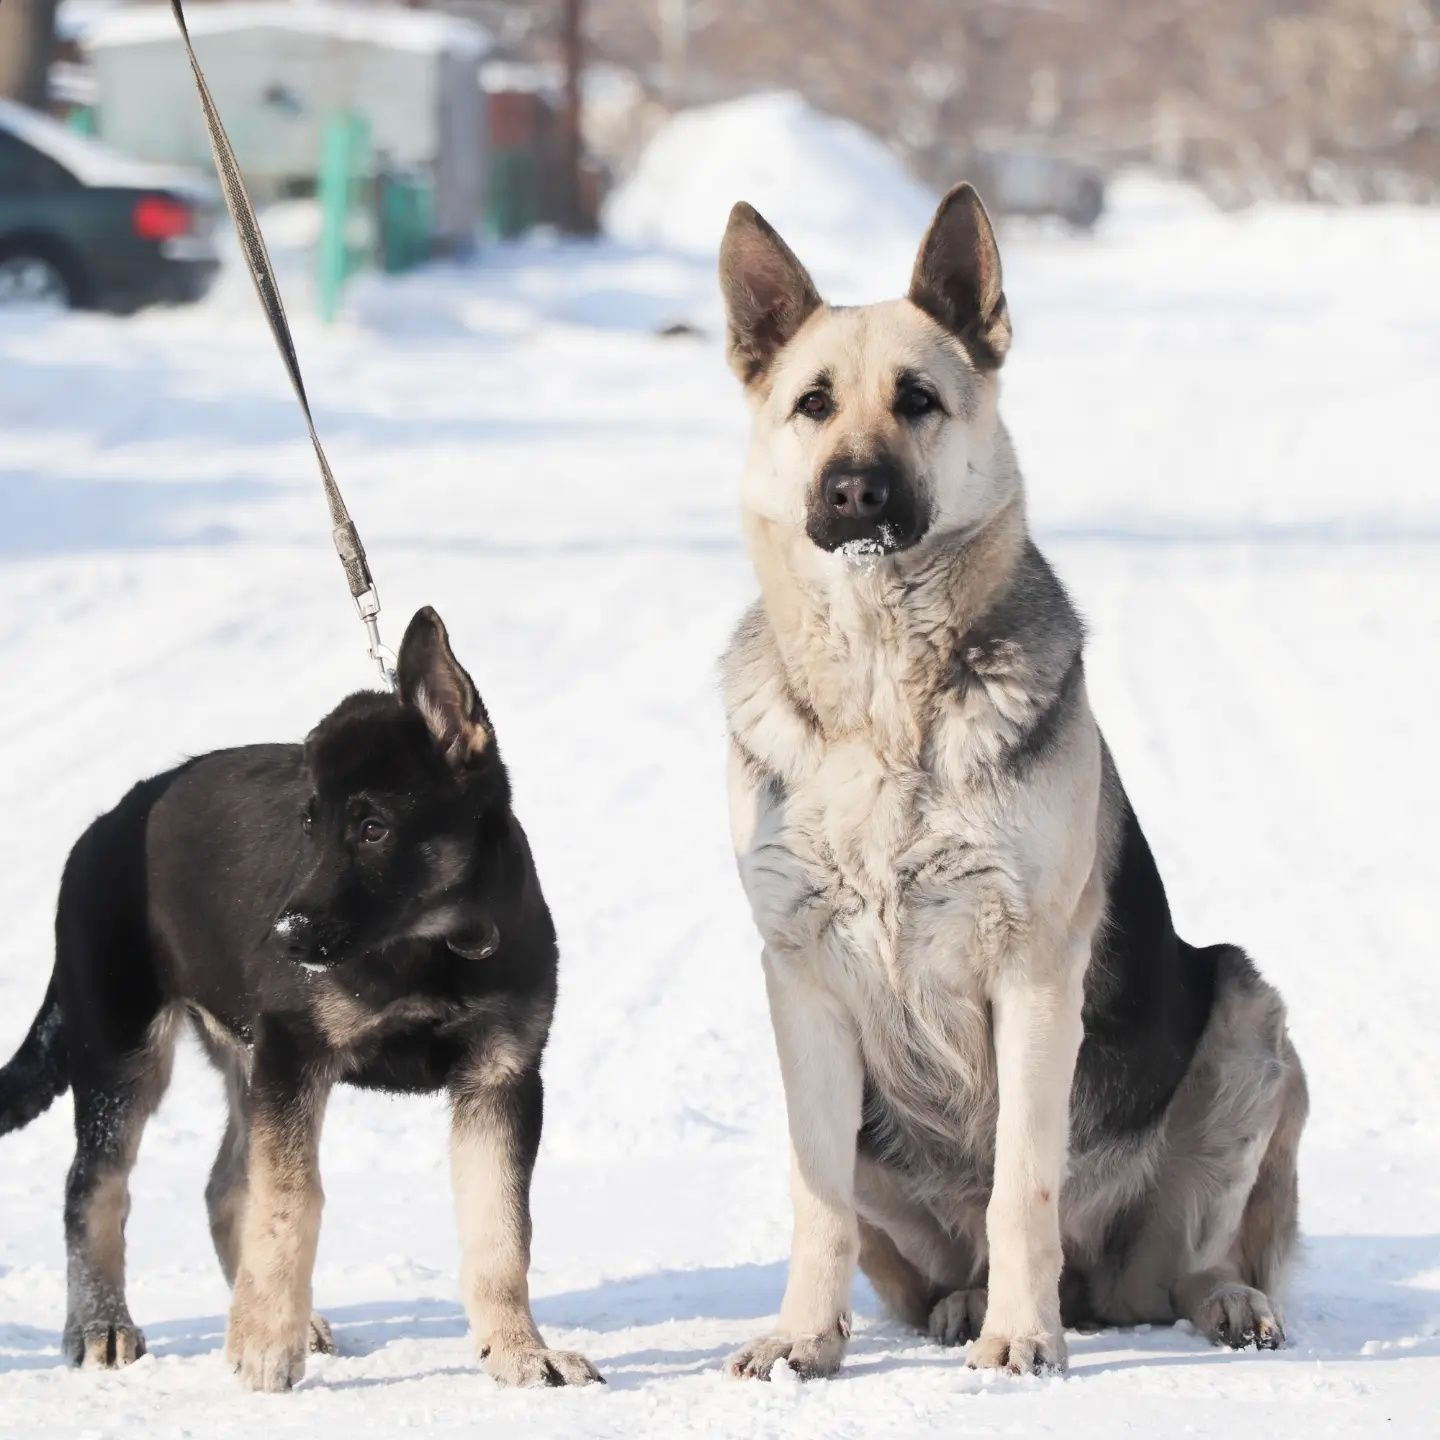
[0,608,601,1392]
[718,187,1307,1379]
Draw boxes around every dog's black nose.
[273,910,318,965]
[808,455,922,555]
[824,469,890,520]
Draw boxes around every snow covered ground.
[2,101,1439,1436]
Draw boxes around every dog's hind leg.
[1103,947,1308,1351]
[202,1041,249,1286]
[1237,1035,1307,1300]
[854,1158,986,1341]
[53,784,184,1369]
[199,1040,338,1361]
[62,1009,177,1368]
[1174,1030,1308,1351]
[858,1220,935,1331]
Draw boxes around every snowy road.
[1,166,1438,1438]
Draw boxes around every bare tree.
[445,0,1440,203]
[0,0,60,108]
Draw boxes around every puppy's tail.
[0,977,69,1137]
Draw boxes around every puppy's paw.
[929,1288,987,1347]
[968,1322,1067,1376]
[483,1346,604,1388]
[1192,1284,1284,1351]
[308,1312,339,1356]
[66,1318,147,1369]
[726,1330,847,1381]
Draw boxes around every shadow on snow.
[2,1236,1438,1386]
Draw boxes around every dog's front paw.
[226,1303,308,1392]
[65,1317,147,1369]
[726,1330,847,1381]
[968,1321,1067,1376]
[1192,1284,1284,1351]
[482,1345,604,1388]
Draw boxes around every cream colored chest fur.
[734,736,1025,990]
[728,732,1013,1183]
[724,607,1104,1181]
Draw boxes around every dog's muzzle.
[806,458,925,556]
[272,910,339,972]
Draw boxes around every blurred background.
[1,0,1438,315]
[1,4,1438,1436]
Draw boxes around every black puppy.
[0,607,601,1392]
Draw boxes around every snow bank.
[605,91,936,298]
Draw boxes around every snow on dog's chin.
[836,524,899,566]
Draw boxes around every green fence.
[379,173,433,275]
[317,111,438,318]
[488,147,538,240]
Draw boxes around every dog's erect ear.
[719,202,823,387]
[397,607,492,769]
[909,183,1011,370]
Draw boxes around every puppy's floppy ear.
[719,201,822,387]
[909,182,1011,369]
[397,607,492,769]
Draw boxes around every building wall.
[90,29,449,195]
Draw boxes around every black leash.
[168,0,397,689]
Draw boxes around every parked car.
[968,148,1106,231]
[0,98,219,312]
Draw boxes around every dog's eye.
[795,389,832,421]
[359,818,389,845]
[896,386,940,419]
[301,801,316,837]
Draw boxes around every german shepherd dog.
[717,187,1307,1379]
[0,608,601,1393]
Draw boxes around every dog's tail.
[0,977,69,1137]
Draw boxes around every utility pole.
[0,0,60,108]
[659,0,689,106]
[559,0,587,233]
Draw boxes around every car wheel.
[0,251,76,310]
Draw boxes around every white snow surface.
[2,159,1440,1436]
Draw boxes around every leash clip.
[355,586,399,691]
[172,0,399,703]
